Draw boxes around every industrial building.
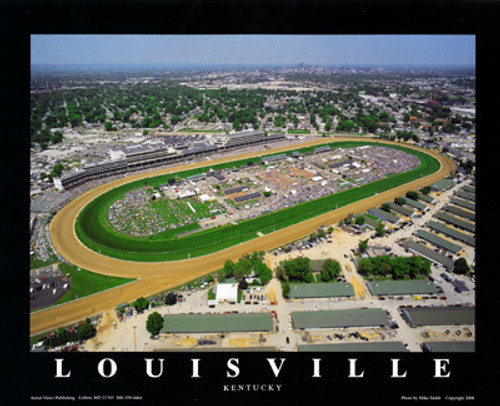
[298,342,408,352]
[288,283,355,299]
[401,306,475,327]
[401,239,454,269]
[367,280,438,296]
[292,309,390,330]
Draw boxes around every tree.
[146,312,164,336]
[355,216,365,225]
[321,259,341,282]
[453,258,470,275]
[282,279,291,299]
[381,203,392,212]
[275,264,286,281]
[51,163,64,178]
[406,191,419,201]
[133,297,149,313]
[104,121,113,131]
[77,320,96,341]
[358,239,369,253]
[50,131,63,144]
[223,259,235,278]
[165,292,177,306]
[394,197,406,206]
[238,278,248,290]
[282,257,312,282]
[376,222,386,237]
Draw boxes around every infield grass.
[75,141,440,262]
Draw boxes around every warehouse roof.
[422,341,474,352]
[443,205,475,221]
[435,212,475,232]
[450,198,475,211]
[154,347,277,352]
[309,259,326,272]
[223,186,248,195]
[160,313,273,333]
[289,283,355,298]
[427,221,475,246]
[417,193,435,204]
[368,207,401,224]
[357,214,381,230]
[417,229,463,254]
[233,192,262,203]
[456,190,475,202]
[401,239,454,269]
[462,185,475,194]
[401,306,475,327]
[298,342,408,352]
[387,201,414,217]
[367,280,438,296]
[403,197,427,211]
[292,309,390,329]
[431,178,454,191]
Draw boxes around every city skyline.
[31,35,475,68]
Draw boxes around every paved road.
[30,137,456,336]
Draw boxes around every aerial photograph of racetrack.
[30,35,476,353]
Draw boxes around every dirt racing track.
[30,137,456,335]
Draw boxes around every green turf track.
[75,141,440,262]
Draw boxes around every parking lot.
[30,275,71,311]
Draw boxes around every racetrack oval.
[30,137,456,335]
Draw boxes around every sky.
[31,35,475,67]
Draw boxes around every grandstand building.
[54,131,286,191]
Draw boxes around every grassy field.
[75,141,440,261]
[53,263,135,306]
